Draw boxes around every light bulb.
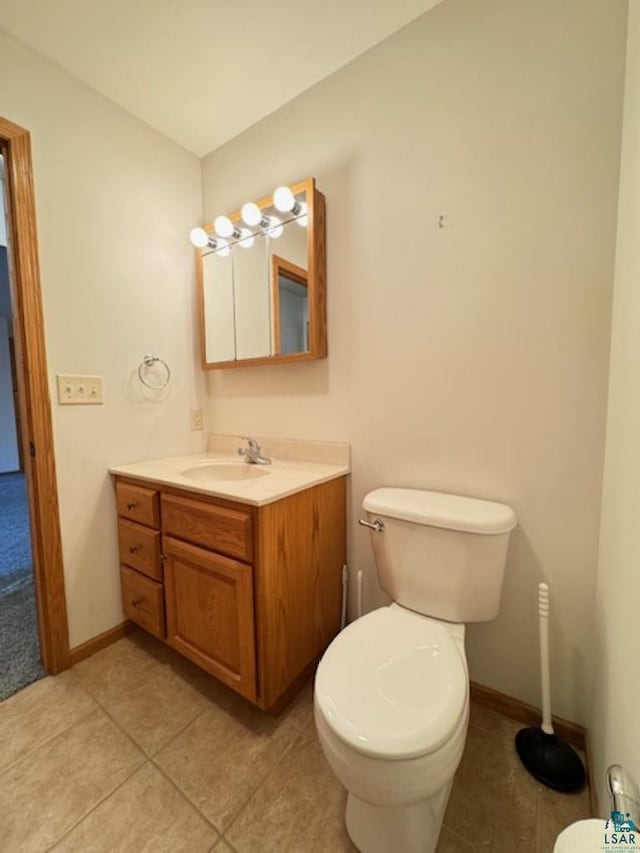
[189,227,210,248]
[216,238,230,258]
[242,202,263,227]
[214,215,234,238]
[267,216,283,239]
[238,228,254,249]
[273,185,296,213]
[296,201,309,227]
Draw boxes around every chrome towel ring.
[138,354,171,390]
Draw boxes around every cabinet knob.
[126,501,138,510]
[128,545,140,554]
[131,598,142,607]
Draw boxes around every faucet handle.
[238,436,262,462]
[237,436,270,465]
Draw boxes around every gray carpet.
[0,472,45,701]
[0,573,46,701]
[0,472,33,587]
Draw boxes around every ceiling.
[0,0,445,157]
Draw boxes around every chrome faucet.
[238,436,271,465]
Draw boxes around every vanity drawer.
[118,519,162,581]
[161,494,253,563]
[116,481,159,528]
[121,565,165,639]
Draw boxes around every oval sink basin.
[180,462,271,482]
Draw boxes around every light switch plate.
[190,408,203,430]
[56,374,104,405]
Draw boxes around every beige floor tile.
[100,666,209,756]
[73,636,164,703]
[536,783,592,853]
[284,680,314,731]
[161,649,244,710]
[0,670,97,772]
[156,696,299,832]
[284,680,324,748]
[468,700,524,741]
[444,723,539,852]
[303,715,322,749]
[123,631,242,710]
[0,709,144,852]
[436,825,474,852]
[0,624,591,853]
[52,762,218,852]
[127,628,174,662]
[226,732,357,853]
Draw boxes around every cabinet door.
[163,536,257,702]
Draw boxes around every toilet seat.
[315,606,467,760]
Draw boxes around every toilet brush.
[515,582,586,792]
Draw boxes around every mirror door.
[196,176,326,369]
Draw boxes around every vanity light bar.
[273,185,301,215]
[241,202,270,229]
[214,215,241,240]
[189,228,231,256]
[189,184,307,255]
[269,184,309,228]
[189,227,215,249]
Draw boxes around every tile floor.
[0,631,592,852]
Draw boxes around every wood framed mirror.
[197,176,326,369]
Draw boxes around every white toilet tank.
[362,488,517,623]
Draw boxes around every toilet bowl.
[315,605,469,853]
[314,487,516,853]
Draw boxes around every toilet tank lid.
[363,488,517,534]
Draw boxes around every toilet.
[314,487,517,853]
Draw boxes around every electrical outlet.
[190,408,203,430]
[56,374,104,405]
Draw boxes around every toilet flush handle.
[359,519,385,532]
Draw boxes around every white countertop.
[109,452,350,506]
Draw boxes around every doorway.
[0,196,44,697]
[0,117,70,696]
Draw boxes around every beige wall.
[201,0,627,723]
[0,29,205,647]
[590,1,640,813]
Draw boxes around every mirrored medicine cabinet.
[196,176,326,369]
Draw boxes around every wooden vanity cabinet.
[115,475,346,712]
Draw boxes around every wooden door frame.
[0,117,70,673]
